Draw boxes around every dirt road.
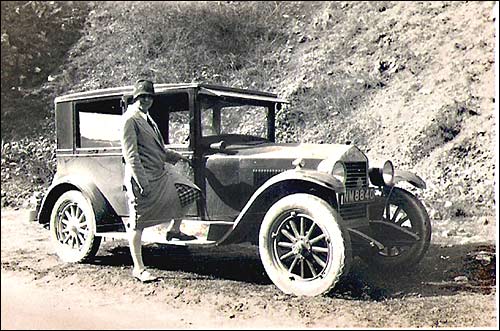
[1,208,497,329]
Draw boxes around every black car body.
[39,83,431,296]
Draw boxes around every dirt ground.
[1,208,497,329]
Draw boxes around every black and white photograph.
[1,1,498,329]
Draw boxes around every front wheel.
[50,191,101,263]
[259,194,351,296]
[364,187,431,270]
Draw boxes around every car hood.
[212,142,368,165]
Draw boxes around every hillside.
[1,1,497,236]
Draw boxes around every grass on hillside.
[0,1,496,227]
[52,1,299,94]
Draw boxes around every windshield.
[200,95,269,142]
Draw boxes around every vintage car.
[38,83,431,296]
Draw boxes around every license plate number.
[340,188,375,204]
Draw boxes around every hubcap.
[292,238,312,257]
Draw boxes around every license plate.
[340,188,375,204]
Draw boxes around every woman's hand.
[180,155,193,167]
[141,184,152,197]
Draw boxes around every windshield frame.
[197,93,277,146]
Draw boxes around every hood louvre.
[253,168,287,187]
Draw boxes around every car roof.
[54,83,288,104]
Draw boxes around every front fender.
[394,170,426,189]
[217,169,344,245]
[38,175,116,226]
[370,166,426,189]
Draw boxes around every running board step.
[96,219,234,246]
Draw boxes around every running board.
[96,219,234,246]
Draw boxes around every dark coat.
[121,104,199,229]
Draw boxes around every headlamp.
[382,160,394,186]
[369,160,395,187]
[331,161,346,184]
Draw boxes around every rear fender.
[38,175,118,228]
[217,169,344,245]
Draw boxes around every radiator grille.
[340,161,368,220]
[345,162,368,188]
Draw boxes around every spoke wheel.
[50,191,101,263]
[273,212,330,280]
[377,204,413,257]
[366,187,431,270]
[259,194,351,296]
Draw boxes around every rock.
[446,229,457,237]
[1,32,10,44]
[473,251,493,264]
[298,35,308,43]
[454,276,468,282]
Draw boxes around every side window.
[168,111,190,145]
[146,92,190,145]
[75,98,122,148]
[201,107,220,136]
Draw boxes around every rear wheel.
[259,194,351,296]
[50,191,101,263]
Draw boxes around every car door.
[149,90,201,218]
[73,97,127,218]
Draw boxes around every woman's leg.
[128,227,157,282]
[169,219,181,232]
[165,184,200,241]
[128,228,145,273]
[166,219,197,241]
[124,181,157,281]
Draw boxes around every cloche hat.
[133,79,155,100]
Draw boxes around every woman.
[121,79,200,282]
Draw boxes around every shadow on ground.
[90,241,495,301]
